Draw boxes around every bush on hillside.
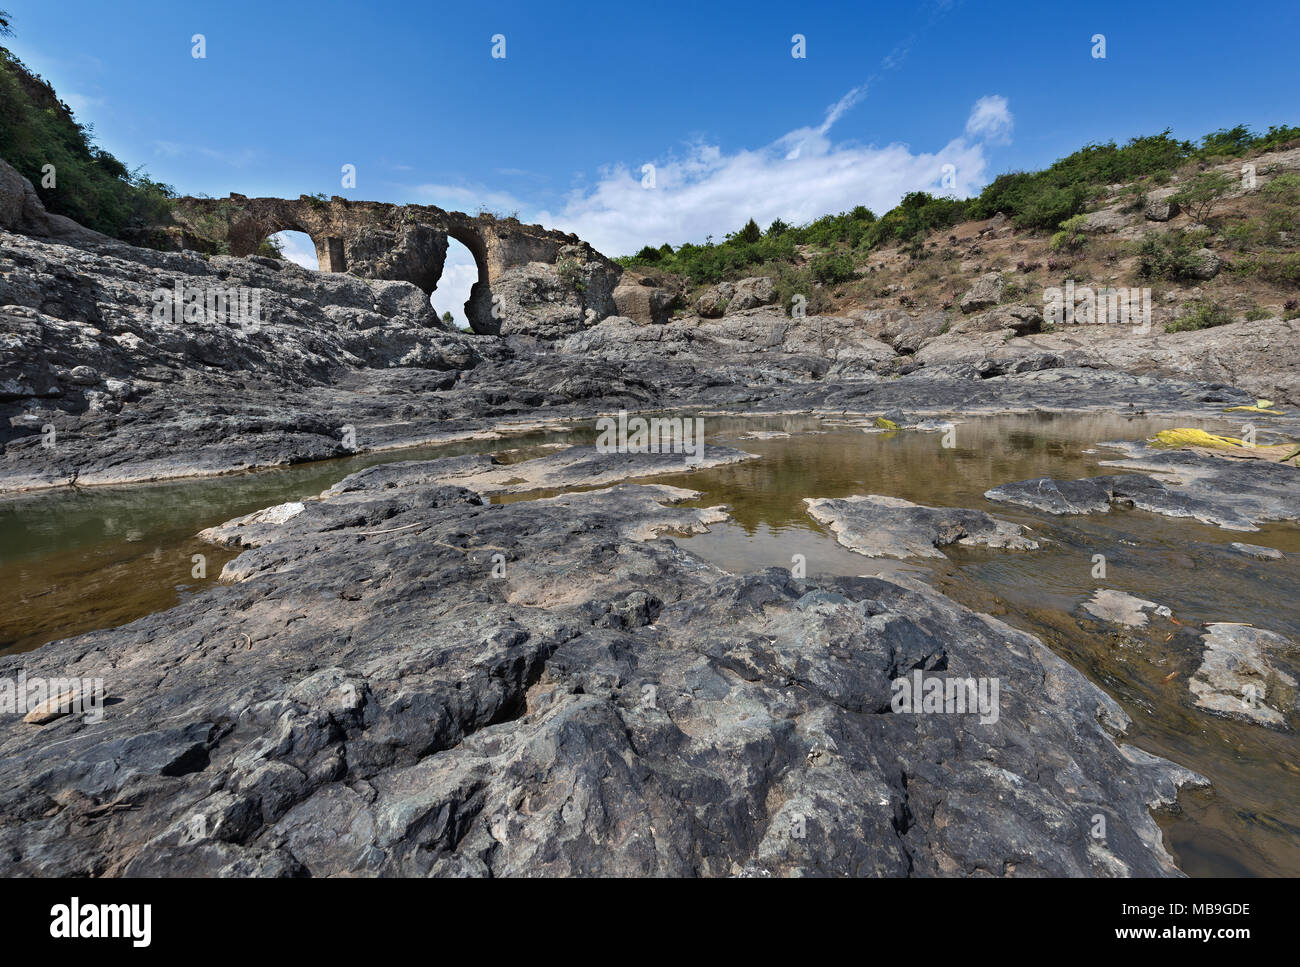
[0,37,174,239]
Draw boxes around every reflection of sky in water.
[2,410,1296,877]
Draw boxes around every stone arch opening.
[446,226,494,334]
[430,235,478,330]
[264,230,319,270]
[228,211,344,273]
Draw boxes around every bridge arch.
[226,208,345,273]
[445,225,494,334]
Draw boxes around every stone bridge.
[164,194,620,334]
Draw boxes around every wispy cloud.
[409,182,527,215]
[152,140,259,168]
[536,95,1012,257]
[63,91,106,118]
[965,94,1013,145]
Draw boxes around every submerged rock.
[1190,624,1298,729]
[1081,589,1169,629]
[1229,542,1284,560]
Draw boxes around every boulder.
[959,272,1005,314]
[1143,190,1179,222]
[1188,248,1223,280]
[952,303,1042,337]
[726,276,776,313]
[695,282,734,318]
[612,272,681,326]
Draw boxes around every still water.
[1,410,1295,876]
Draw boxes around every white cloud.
[430,242,479,329]
[535,94,1010,257]
[269,231,318,270]
[964,94,1013,145]
[411,183,527,217]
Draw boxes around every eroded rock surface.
[0,464,1201,877]
[985,451,1299,531]
[1190,624,1298,729]
[804,494,1039,559]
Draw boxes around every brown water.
[0,425,584,654]
[2,409,1295,876]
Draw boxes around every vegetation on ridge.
[617,124,1300,286]
[0,13,175,239]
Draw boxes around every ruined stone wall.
[163,194,622,335]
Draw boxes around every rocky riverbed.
[2,163,1298,878]
[0,454,1207,876]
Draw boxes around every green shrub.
[1138,231,1205,281]
[555,257,585,291]
[255,237,284,259]
[1166,300,1234,333]
[1050,214,1089,252]
[810,252,855,284]
[1232,252,1300,286]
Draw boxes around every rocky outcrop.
[0,158,111,245]
[695,276,777,318]
[958,272,1005,313]
[1190,624,1298,729]
[912,318,1300,406]
[949,303,1042,337]
[984,450,1300,531]
[804,494,1039,559]
[561,309,898,378]
[611,270,681,326]
[479,245,620,339]
[0,454,1204,876]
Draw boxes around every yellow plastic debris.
[873,417,899,430]
[1223,398,1285,415]
[1149,428,1244,449]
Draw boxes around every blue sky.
[8,0,1298,322]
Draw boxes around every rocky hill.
[602,140,1300,405]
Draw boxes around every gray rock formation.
[959,272,1005,313]
[480,244,620,339]
[804,494,1039,559]
[0,457,1203,877]
[984,453,1300,531]
[1190,624,1298,729]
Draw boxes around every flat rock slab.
[804,494,1039,559]
[322,444,756,498]
[1081,589,1169,629]
[1190,624,1298,729]
[0,459,1201,877]
[985,447,1300,531]
[1229,542,1284,561]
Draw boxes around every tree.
[1172,171,1234,224]
[0,10,14,37]
[736,218,761,243]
